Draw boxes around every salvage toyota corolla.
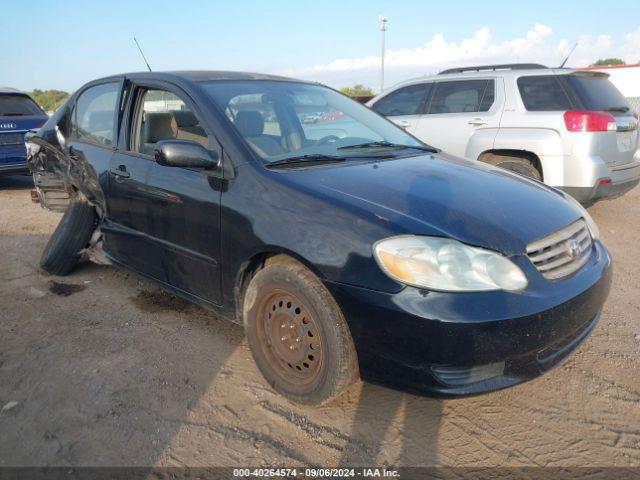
[27,71,612,404]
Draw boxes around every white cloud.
[283,24,640,89]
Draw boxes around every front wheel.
[243,256,359,405]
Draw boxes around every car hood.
[0,115,48,131]
[286,153,581,255]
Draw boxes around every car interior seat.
[234,110,286,157]
[171,110,208,146]
[140,112,178,155]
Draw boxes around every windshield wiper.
[603,106,630,113]
[266,154,348,168]
[266,152,396,169]
[337,140,438,153]
[0,112,25,116]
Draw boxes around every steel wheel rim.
[255,288,323,389]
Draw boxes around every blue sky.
[2,0,638,92]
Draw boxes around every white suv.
[368,63,640,204]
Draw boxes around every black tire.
[243,256,359,405]
[40,196,97,276]
[481,153,542,181]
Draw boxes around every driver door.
[110,83,224,304]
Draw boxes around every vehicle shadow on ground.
[2,226,443,467]
[337,383,442,466]
[0,241,246,466]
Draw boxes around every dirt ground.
[1,173,639,469]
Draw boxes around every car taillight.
[563,110,617,132]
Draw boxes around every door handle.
[396,120,411,129]
[468,118,488,126]
[109,165,130,179]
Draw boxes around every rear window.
[428,80,494,114]
[517,76,572,111]
[518,73,632,114]
[72,82,120,146]
[563,73,631,115]
[0,94,44,116]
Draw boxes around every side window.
[479,80,495,112]
[428,80,491,114]
[371,84,430,116]
[134,89,209,155]
[517,76,573,111]
[72,82,120,146]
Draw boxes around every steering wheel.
[316,135,341,145]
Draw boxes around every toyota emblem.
[567,239,581,259]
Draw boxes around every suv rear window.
[563,73,631,115]
[518,73,632,114]
[517,76,572,111]
[0,94,44,116]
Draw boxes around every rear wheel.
[40,196,97,276]
[481,153,542,181]
[243,256,359,405]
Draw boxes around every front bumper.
[326,241,612,397]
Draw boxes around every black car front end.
[325,235,611,397]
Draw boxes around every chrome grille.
[0,132,25,146]
[526,219,593,280]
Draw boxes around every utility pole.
[379,16,388,93]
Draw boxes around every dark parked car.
[27,71,611,404]
[1,87,48,174]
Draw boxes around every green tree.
[590,58,626,67]
[340,84,374,98]
[28,89,69,112]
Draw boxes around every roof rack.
[438,63,548,75]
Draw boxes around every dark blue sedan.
[0,87,48,174]
[27,71,611,404]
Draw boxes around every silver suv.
[367,63,640,204]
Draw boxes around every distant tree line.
[340,85,374,98]
[590,58,626,67]
[28,89,69,112]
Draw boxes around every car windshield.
[201,80,427,163]
[0,94,44,116]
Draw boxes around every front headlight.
[564,194,599,240]
[373,236,528,292]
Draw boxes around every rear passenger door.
[65,80,122,206]
[370,83,431,134]
[413,78,503,159]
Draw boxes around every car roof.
[369,67,608,102]
[0,86,26,94]
[89,70,312,85]
[431,67,585,81]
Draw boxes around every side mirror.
[154,140,219,169]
